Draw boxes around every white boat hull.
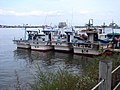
[54,45,72,51]
[17,44,30,49]
[13,40,31,49]
[30,41,53,51]
[73,47,101,55]
[31,45,53,51]
[52,42,72,51]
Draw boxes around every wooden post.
[99,60,112,90]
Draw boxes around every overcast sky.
[0,0,120,26]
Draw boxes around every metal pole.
[24,27,26,40]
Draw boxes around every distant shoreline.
[0,25,120,29]
[0,25,43,28]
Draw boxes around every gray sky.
[0,0,120,26]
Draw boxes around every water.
[0,28,95,90]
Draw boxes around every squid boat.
[73,20,109,56]
[29,27,54,51]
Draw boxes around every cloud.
[0,9,64,16]
[0,9,15,15]
[0,8,93,17]
[80,10,89,14]
[69,10,92,15]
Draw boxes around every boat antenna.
[44,13,48,26]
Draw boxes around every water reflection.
[13,49,94,74]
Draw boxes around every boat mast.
[23,24,28,40]
[101,22,106,33]
[86,19,93,30]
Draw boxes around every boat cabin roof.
[42,29,58,32]
[107,33,120,39]
[107,33,120,36]
[27,30,38,33]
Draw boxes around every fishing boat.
[13,28,31,49]
[73,31,101,55]
[73,19,109,56]
[29,26,54,51]
[52,26,75,52]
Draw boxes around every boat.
[73,19,109,56]
[73,31,107,56]
[13,28,31,49]
[29,26,54,51]
[51,24,75,52]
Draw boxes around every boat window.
[88,44,91,48]
[86,50,88,52]
[105,35,107,38]
[42,38,45,41]
[46,32,49,35]
[82,50,84,53]
[39,36,41,39]
[99,29,102,34]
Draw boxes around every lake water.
[0,28,110,90]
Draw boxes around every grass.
[30,65,97,90]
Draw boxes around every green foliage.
[31,66,97,90]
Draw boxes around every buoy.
[104,51,112,55]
